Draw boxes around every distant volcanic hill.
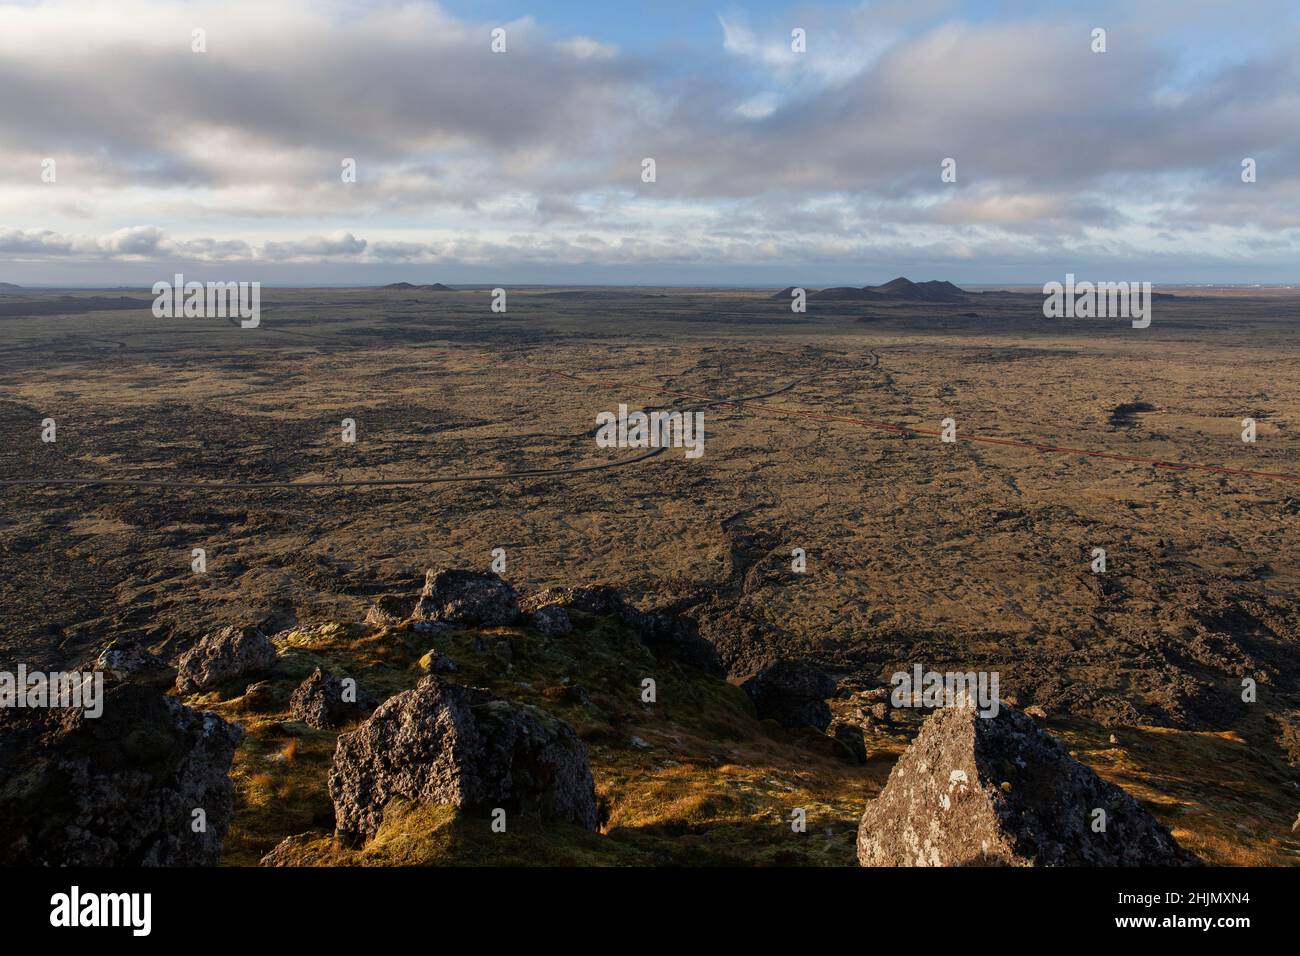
[875,277,967,301]
[382,282,454,291]
[806,277,969,302]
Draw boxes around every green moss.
[220,610,882,867]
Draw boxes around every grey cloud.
[0,0,1298,281]
[261,232,367,260]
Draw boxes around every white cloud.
[734,92,780,119]
[0,0,1297,282]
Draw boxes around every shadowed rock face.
[93,638,167,681]
[809,277,969,303]
[740,659,837,730]
[0,682,243,865]
[289,668,379,730]
[412,569,522,627]
[329,676,597,842]
[857,704,1199,866]
[175,624,276,694]
[522,584,626,617]
[529,604,573,636]
[524,584,723,675]
[364,594,411,627]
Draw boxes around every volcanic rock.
[329,676,597,842]
[524,585,722,675]
[241,680,278,713]
[522,584,624,616]
[811,277,967,303]
[811,286,886,301]
[856,704,1199,866]
[530,605,573,636]
[411,569,522,627]
[0,681,243,865]
[93,638,167,681]
[382,282,453,291]
[418,650,459,673]
[831,721,868,764]
[739,659,837,730]
[289,668,380,730]
[364,594,411,627]
[175,624,277,694]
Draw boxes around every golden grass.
[201,611,1296,867]
[209,610,884,866]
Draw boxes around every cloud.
[261,232,367,260]
[0,226,360,263]
[0,0,1297,283]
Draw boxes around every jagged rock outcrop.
[524,585,722,675]
[241,680,278,712]
[412,569,522,627]
[856,704,1199,866]
[635,605,723,675]
[529,605,573,636]
[289,668,379,730]
[93,638,167,681]
[0,681,243,865]
[522,584,624,617]
[417,649,459,673]
[364,594,411,627]
[739,659,837,730]
[699,615,782,677]
[329,676,597,842]
[830,721,868,764]
[259,832,320,866]
[175,624,277,694]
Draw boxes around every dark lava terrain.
[1,283,1298,864]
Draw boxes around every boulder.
[530,605,573,636]
[364,594,411,628]
[830,721,868,764]
[417,650,459,673]
[241,680,278,713]
[633,606,723,675]
[259,832,322,866]
[92,638,167,681]
[524,585,722,675]
[542,684,591,707]
[289,668,379,730]
[0,681,243,865]
[412,569,521,627]
[691,602,786,678]
[175,624,277,694]
[522,585,624,616]
[739,659,837,730]
[856,704,1199,866]
[329,676,597,842]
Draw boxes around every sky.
[1,0,1298,287]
